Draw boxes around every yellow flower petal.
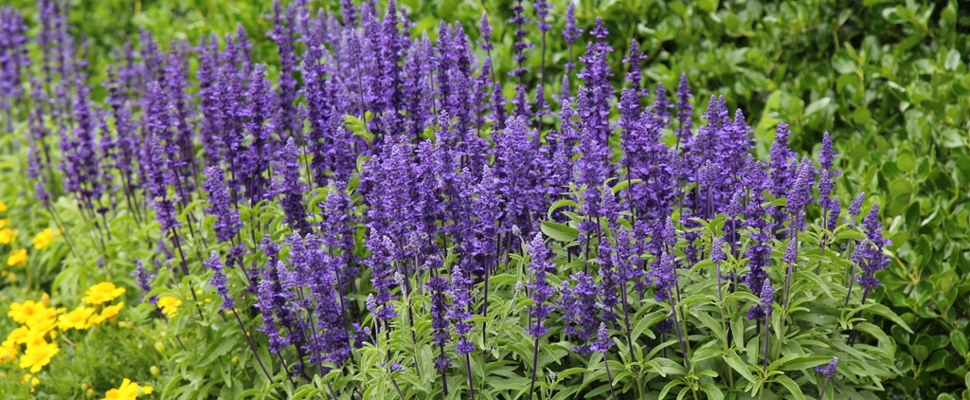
[157,296,181,318]
[58,306,97,331]
[7,248,27,267]
[0,228,15,245]
[31,228,57,250]
[82,282,127,305]
[18,342,58,373]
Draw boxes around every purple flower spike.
[479,12,493,51]
[816,356,838,378]
[760,280,775,315]
[590,323,611,353]
[204,251,235,310]
[527,232,555,338]
[563,2,582,44]
[849,193,865,218]
[534,0,551,33]
[203,166,241,243]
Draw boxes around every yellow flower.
[7,248,27,267]
[4,326,29,348]
[82,282,126,305]
[9,301,64,330]
[157,296,181,318]
[0,201,7,212]
[58,306,96,331]
[7,249,27,267]
[32,228,59,250]
[102,378,150,400]
[0,228,14,244]
[20,328,51,349]
[0,342,17,363]
[0,219,8,229]
[8,301,41,324]
[18,342,58,373]
[88,302,124,326]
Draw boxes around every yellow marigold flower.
[8,301,40,324]
[102,378,149,400]
[0,228,14,244]
[22,304,64,330]
[7,248,27,267]
[89,302,124,326]
[32,228,58,250]
[82,282,126,305]
[142,386,153,395]
[58,306,96,331]
[157,296,181,318]
[19,342,58,373]
[20,329,50,349]
[0,343,17,363]
[0,201,7,212]
[3,326,28,347]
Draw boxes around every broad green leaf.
[540,221,578,242]
[773,375,807,400]
[951,330,969,358]
[723,352,755,384]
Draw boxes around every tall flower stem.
[818,376,831,400]
[527,336,541,400]
[465,353,476,400]
[668,293,690,370]
[169,228,205,321]
[603,354,618,400]
[438,343,449,395]
[763,314,771,368]
[619,287,635,362]
[783,214,800,311]
[230,308,285,398]
[847,286,873,347]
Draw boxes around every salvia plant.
[0,0,910,398]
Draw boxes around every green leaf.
[692,341,723,364]
[723,352,756,384]
[344,114,374,143]
[773,375,807,400]
[940,129,967,148]
[945,48,962,71]
[632,310,667,340]
[610,179,640,195]
[658,379,682,400]
[546,199,578,220]
[853,107,871,125]
[897,149,916,172]
[858,303,913,333]
[697,0,719,13]
[701,381,724,400]
[833,50,857,74]
[951,330,969,359]
[773,355,833,372]
[540,221,578,242]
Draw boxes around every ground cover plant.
[0,0,967,399]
